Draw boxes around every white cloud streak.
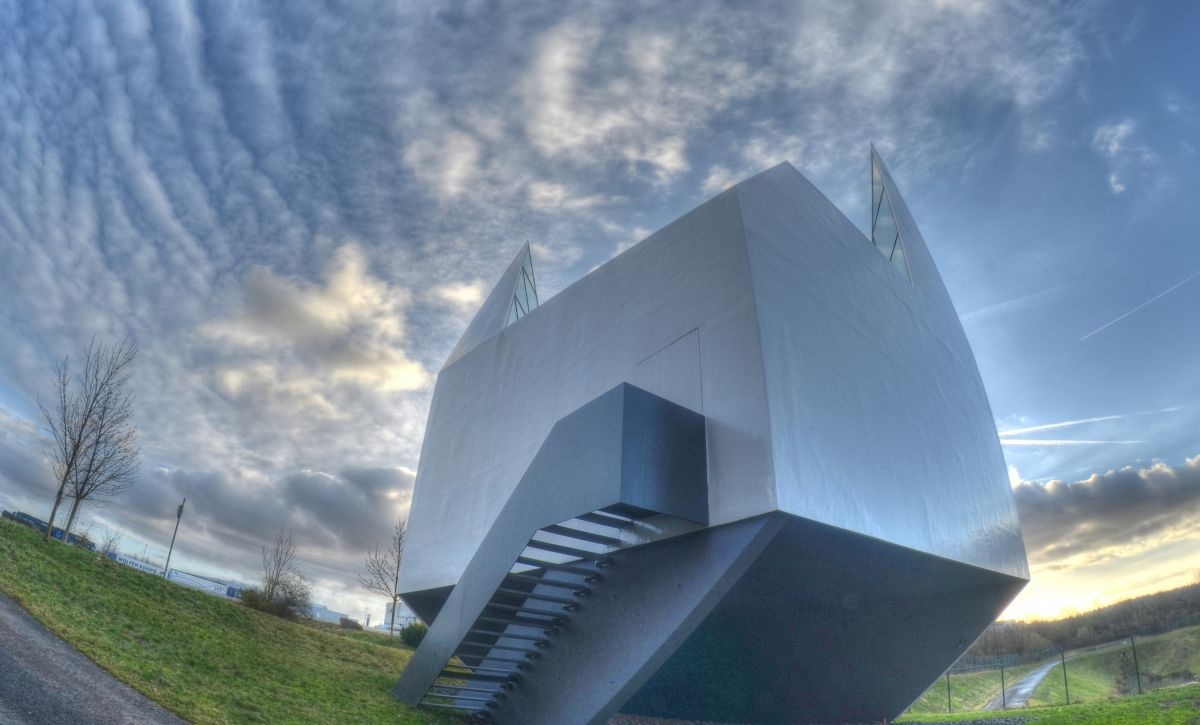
[998,406,1184,437]
[1001,439,1145,447]
[1079,270,1200,341]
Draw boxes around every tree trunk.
[63,497,82,542]
[390,596,397,639]
[43,481,67,543]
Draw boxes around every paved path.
[0,592,185,725]
[985,659,1061,710]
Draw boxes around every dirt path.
[985,659,1061,711]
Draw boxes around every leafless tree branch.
[39,337,141,543]
[359,518,406,638]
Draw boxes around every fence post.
[946,671,952,713]
[1130,635,1143,694]
[1000,664,1007,709]
[1061,648,1070,705]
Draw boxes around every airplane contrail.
[1080,269,1200,341]
[998,406,1183,437]
[1000,439,1145,447]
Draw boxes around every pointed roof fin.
[869,146,912,282]
[443,243,539,369]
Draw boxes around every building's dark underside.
[620,514,1026,723]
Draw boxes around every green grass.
[904,627,1200,721]
[0,520,455,724]
[898,681,1200,724]
[1029,626,1200,706]
[907,662,1041,714]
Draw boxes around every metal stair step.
[484,597,568,614]
[420,701,490,714]
[525,539,611,561]
[504,572,590,594]
[516,556,602,579]
[454,652,533,666]
[575,511,635,529]
[430,684,506,696]
[539,524,622,546]
[467,628,549,643]
[422,694,498,705]
[456,641,540,655]
[439,667,518,681]
[476,614,561,630]
[496,587,580,606]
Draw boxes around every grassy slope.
[1029,625,1200,706]
[0,520,454,724]
[907,662,1040,714]
[898,681,1200,724]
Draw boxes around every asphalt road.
[0,592,185,725]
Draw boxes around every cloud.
[962,287,1069,325]
[1092,119,1157,195]
[0,0,1116,620]
[434,281,487,310]
[1014,454,1200,571]
[526,182,610,212]
[1078,270,1200,342]
[519,15,767,183]
[403,130,483,200]
[204,243,428,394]
[1001,439,1144,447]
[998,407,1184,438]
[1164,90,1189,117]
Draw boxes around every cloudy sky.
[0,1,1197,623]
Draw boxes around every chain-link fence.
[904,630,1199,715]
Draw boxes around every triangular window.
[870,153,912,282]
[503,246,539,328]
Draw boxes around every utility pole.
[162,498,186,577]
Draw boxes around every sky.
[0,0,1197,624]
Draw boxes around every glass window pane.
[521,271,534,310]
[872,193,898,258]
[890,236,910,279]
[523,268,538,308]
[871,158,885,226]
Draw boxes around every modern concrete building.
[394,149,1028,723]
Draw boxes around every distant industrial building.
[382,601,418,631]
[310,603,350,624]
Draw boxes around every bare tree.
[39,338,140,543]
[359,518,406,638]
[243,528,312,619]
[63,342,140,537]
[99,526,124,557]
[262,528,301,601]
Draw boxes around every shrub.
[338,617,362,631]
[401,621,428,647]
[240,579,312,621]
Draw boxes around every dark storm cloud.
[0,434,55,507]
[283,467,412,551]
[1015,455,1200,569]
